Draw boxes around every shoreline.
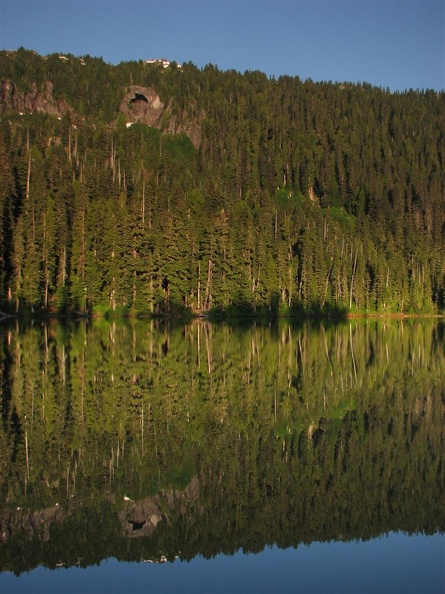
[1,309,444,324]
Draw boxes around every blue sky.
[0,0,444,91]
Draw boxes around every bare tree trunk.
[26,145,31,201]
[197,261,201,310]
[349,248,358,309]
[205,259,212,310]
[141,176,145,227]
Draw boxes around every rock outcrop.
[0,80,69,118]
[120,86,165,127]
[120,85,203,148]
[0,80,203,148]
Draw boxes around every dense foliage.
[0,48,444,316]
[0,319,443,571]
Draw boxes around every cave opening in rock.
[130,93,149,104]
[128,520,146,531]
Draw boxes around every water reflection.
[0,318,443,574]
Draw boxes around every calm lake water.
[0,318,444,593]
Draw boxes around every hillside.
[0,48,444,316]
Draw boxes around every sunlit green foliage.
[0,49,444,315]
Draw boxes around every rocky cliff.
[121,85,203,148]
[0,79,203,148]
[0,80,69,118]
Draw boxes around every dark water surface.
[0,318,444,592]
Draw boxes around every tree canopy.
[0,48,444,316]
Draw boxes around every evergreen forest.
[1,48,444,317]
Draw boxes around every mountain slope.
[0,48,444,315]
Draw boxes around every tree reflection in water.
[0,318,443,574]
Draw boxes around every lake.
[0,317,444,593]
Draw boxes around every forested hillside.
[1,48,444,316]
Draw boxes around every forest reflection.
[0,318,444,573]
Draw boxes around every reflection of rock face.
[119,475,200,538]
[0,476,200,546]
[0,505,64,544]
[120,497,163,538]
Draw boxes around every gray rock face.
[0,80,203,149]
[121,86,165,127]
[121,85,203,149]
[0,80,68,117]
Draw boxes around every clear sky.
[0,0,444,92]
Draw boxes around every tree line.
[0,48,444,316]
